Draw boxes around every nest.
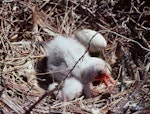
[0,0,149,114]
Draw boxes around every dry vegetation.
[0,0,150,114]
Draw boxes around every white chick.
[41,36,115,98]
[48,77,83,101]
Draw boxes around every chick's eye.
[97,70,104,75]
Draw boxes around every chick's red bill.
[95,68,115,87]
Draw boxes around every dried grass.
[0,0,150,114]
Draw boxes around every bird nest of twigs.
[0,0,149,114]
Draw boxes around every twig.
[114,74,150,113]
[97,23,150,52]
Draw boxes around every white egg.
[75,29,107,52]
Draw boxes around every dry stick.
[25,33,99,114]
[96,23,150,52]
[0,31,54,36]
[70,0,150,52]
[114,74,150,113]
[0,36,8,88]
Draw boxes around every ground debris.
[0,0,149,114]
